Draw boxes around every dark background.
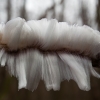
[0,0,100,100]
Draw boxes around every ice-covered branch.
[0,17,100,91]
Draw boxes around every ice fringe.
[0,17,100,91]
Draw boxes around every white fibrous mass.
[0,17,100,91]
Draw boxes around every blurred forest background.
[0,0,100,100]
